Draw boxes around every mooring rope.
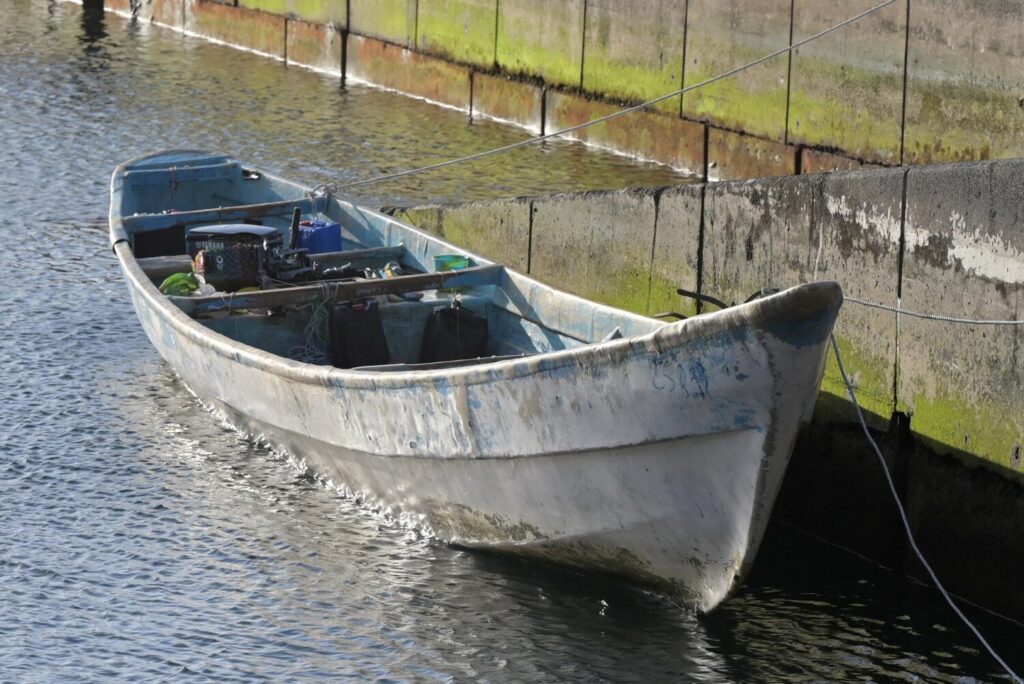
[830,336,1023,683]
[847,296,1024,325]
[320,0,896,192]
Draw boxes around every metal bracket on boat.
[669,287,782,315]
[676,288,730,311]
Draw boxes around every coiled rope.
[319,0,897,192]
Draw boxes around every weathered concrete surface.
[647,185,702,317]
[683,0,791,141]
[529,189,658,313]
[416,0,497,67]
[239,0,347,27]
[788,0,906,164]
[392,200,531,273]
[899,161,1024,473]
[286,18,343,74]
[349,0,417,47]
[471,73,543,132]
[581,0,686,115]
[388,159,1024,619]
[347,35,472,111]
[708,129,794,181]
[546,90,705,176]
[496,0,585,88]
[904,0,1024,164]
[800,148,884,175]
[814,168,903,421]
[104,0,132,16]
[124,0,183,27]
[185,0,286,59]
[702,168,902,421]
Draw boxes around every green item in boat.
[159,272,201,296]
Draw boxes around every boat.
[109,150,843,613]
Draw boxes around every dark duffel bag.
[328,300,391,369]
[419,304,488,364]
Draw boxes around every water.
[1,2,1021,681]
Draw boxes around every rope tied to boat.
[830,336,1023,684]
[846,296,1024,325]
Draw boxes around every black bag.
[419,305,488,363]
[328,300,391,369]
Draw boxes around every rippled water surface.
[2,2,1021,681]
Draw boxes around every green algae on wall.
[904,0,1024,165]
[496,0,585,87]
[416,0,497,67]
[529,191,658,314]
[581,0,686,115]
[786,0,905,164]
[910,391,1024,477]
[238,0,347,27]
[394,202,531,273]
[682,0,791,141]
[819,334,894,426]
[349,0,417,46]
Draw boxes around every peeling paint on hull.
[110,154,842,612]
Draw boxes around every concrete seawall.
[101,0,1024,181]
[87,0,1024,618]
[393,159,1024,619]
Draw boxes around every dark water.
[1,2,1021,681]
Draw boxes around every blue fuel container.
[296,220,342,254]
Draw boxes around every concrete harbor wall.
[89,0,1024,618]
[393,158,1024,619]
[101,0,1024,181]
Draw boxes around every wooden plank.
[124,197,320,234]
[171,264,505,315]
[309,245,406,267]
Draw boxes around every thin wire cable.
[847,296,1024,325]
[329,0,896,191]
[830,335,1023,684]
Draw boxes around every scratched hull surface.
[110,151,842,612]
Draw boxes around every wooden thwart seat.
[169,263,505,315]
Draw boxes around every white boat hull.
[117,236,840,612]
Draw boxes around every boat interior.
[117,152,664,370]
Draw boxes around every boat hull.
[117,238,841,612]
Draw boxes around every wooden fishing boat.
[110,150,842,612]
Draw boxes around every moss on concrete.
[909,390,1024,476]
[496,0,584,87]
[349,0,416,46]
[903,81,1024,164]
[580,0,685,116]
[646,271,698,318]
[416,0,497,67]
[819,334,894,428]
[787,58,903,164]
[238,0,347,26]
[684,66,788,142]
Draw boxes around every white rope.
[847,296,1023,325]
[829,335,1023,684]
[329,0,896,191]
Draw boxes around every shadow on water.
[78,0,107,54]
